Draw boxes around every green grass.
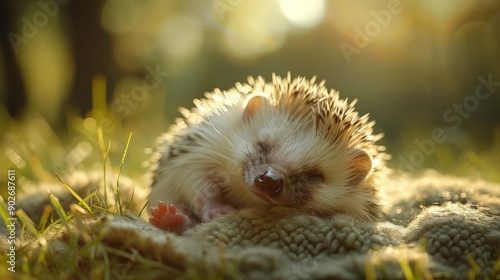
[0,122,182,279]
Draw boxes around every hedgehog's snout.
[254,170,283,198]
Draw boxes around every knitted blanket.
[2,170,499,279]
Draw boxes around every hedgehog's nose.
[254,170,283,198]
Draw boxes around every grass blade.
[115,131,133,215]
[49,193,70,232]
[16,209,39,238]
[56,174,93,214]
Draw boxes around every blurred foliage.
[0,0,500,190]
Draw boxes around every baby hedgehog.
[148,73,388,233]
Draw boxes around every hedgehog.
[148,73,388,233]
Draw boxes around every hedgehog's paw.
[149,200,192,234]
[201,202,235,222]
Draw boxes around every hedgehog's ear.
[348,151,372,186]
[243,95,267,120]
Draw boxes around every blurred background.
[1,0,499,188]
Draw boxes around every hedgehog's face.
[242,141,326,208]
[233,95,374,217]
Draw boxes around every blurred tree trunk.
[66,0,115,117]
[0,1,27,118]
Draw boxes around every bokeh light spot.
[101,0,141,34]
[279,0,326,29]
[157,15,204,60]
[84,118,97,131]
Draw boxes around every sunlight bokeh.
[279,0,326,29]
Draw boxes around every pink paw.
[149,201,192,234]
[201,203,235,222]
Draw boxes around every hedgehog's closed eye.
[257,142,269,154]
[306,170,324,182]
